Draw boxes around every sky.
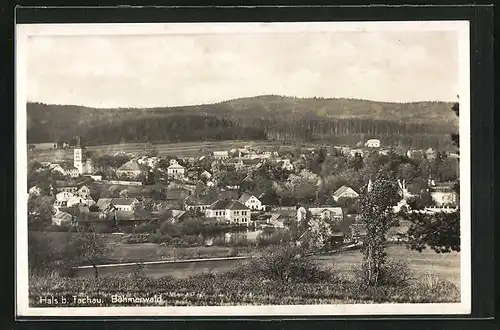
[25,28,460,108]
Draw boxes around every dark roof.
[116,209,153,221]
[219,190,239,200]
[184,195,214,205]
[238,193,254,203]
[96,198,113,210]
[333,185,358,198]
[55,180,78,188]
[166,187,191,200]
[208,200,249,211]
[60,163,78,171]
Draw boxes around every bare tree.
[67,225,111,278]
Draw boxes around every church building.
[74,137,93,175]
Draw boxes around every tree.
[276,169,320,204]
[398,163,417,182]
[407,212,460,253]
[144,142,158,157]
[28,196,55,230]
[307,216,333,251]
[359,175,400,286]
[66,225,111,278]
[28,232,58,275]
[406,102,460,254]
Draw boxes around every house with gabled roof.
[55,180,78,193]
[29,185,43,196]
[111,198,139,212]
[308,206,343,223]
[205,200,250,225]
[213,151,229,160]
[200,170,212,180]
[332,185,359,202]
[77,185,92,199]
[52,210,73,226]
[219,189,239,200]
[67,195,96,208]
[167,162,186,180]
[238,193,264,211]
[59,163,80,178]
[55,191,75,202]
[116,159,143,179]
[184,195,215,212]
[365,139,381,148]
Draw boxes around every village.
[27,136,460,250]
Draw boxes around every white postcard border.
[15,21,471,317]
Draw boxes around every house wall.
[56,191,74,201]
[59,187,78,193]
[431,191,458,207]
[229,209,250,224]
[205,209,249,224]
[244,196,263,210]
[114,204,135,212]
[116,170,142,179]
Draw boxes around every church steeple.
[76,136,84,149]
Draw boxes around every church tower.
[74,136,87,174]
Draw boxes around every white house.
[111,198,139,212]
[308,207,343,223]
[48,163,65,175]
[90,171,103,181]
[116,159,143,179]
[29,185,42,196]
[67,195,95,208]
[430,187,458,208]
[60,163,80,178]
[365,139,381,148]
[350,149,364,157]
[52,210,73,226]
[77,185,92,199]
[332,186,359,201]
[213,151,229,160]
[277,159,294,171]
[56,191,75,202]
[238,193,264,211]
[205,200,250,225]
[167,162,186,180]
[200,170,212,180]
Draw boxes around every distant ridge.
[26,95,458,146]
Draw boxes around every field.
[30,244,461,306]
[316,245,461,287]
[31,231,460,285]
[29,140,328,162]
[75,244,460,288]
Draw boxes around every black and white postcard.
[15,21,470,316]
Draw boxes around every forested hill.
[27,95,459,148]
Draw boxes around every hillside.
[26,95,459,148]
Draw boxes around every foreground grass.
[317,245,461,287]
[29,272,460,307]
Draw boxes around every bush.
[227,245,335,283]
[121,234,149,244]
[353,258,413,287]
[227,248,239,257]
[132,222,157,234]
[256,230,291,247]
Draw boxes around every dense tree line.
[29,112,455,151]
[27,98,457,150]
